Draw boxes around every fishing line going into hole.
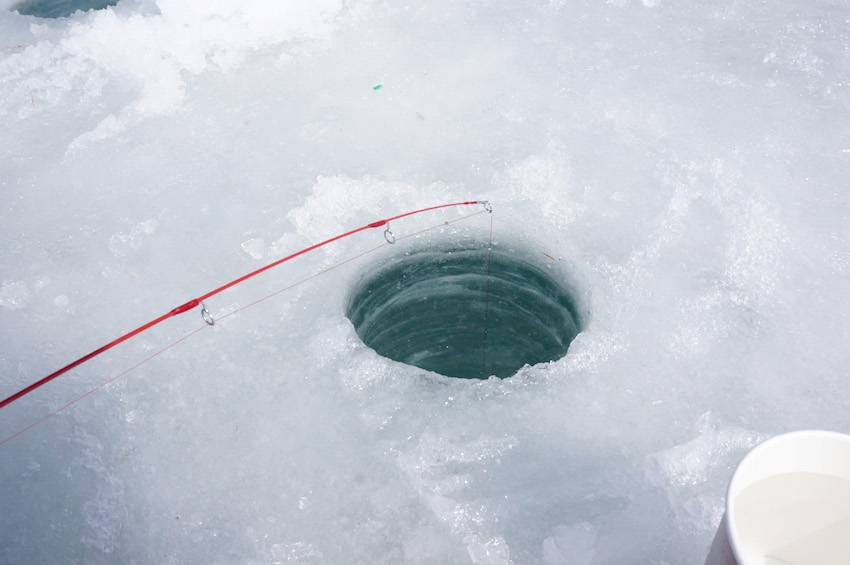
[481,210,494,378]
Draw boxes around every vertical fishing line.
[481,204,494,378]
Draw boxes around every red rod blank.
[0,201,483,410]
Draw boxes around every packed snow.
[1,0,849,563]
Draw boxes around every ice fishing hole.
[11,0,117,18]
[346,245,582,379]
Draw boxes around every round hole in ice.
[11,0,117,18]
[346,245,582,379]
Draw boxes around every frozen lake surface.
[1,0,849,563]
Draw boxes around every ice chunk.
[542,522,597,565]
[241,237,264,260]
[647,413,767,492]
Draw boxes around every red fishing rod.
[0,201,487,410]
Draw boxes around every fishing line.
[481,207,494,378]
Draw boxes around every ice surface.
[2,0,850,563]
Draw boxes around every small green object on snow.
[373,84,383,90]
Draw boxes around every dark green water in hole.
[346,246,582,379]
[11,0,117,18]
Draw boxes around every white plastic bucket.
[705,430,850,565]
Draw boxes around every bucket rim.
[725,429,850,563]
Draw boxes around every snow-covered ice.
[1,0,849,563]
